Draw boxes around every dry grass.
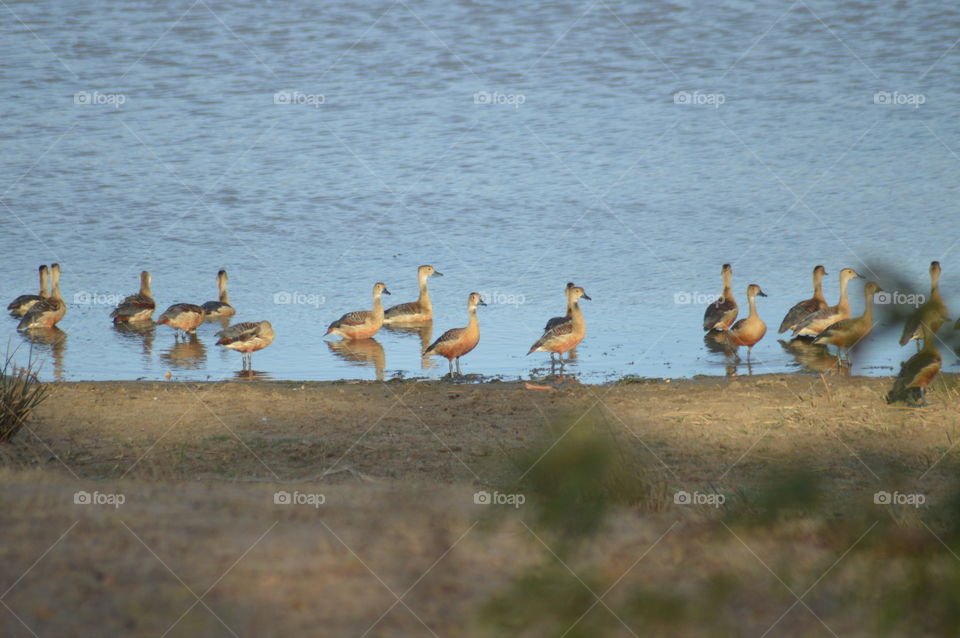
[0,375,959,636]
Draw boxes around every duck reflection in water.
[160,333,207,369]
[20,327,67,381]
[112,320,155,359]
[779,339,850,376]
[327,337,385,381]
[384,321,435,370]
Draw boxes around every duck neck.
[571,301,585,329]
[862,292,874,321]
[720,271,732,299]
[40,270,49,297]
[838,276,852,312]
[747,294,758,319]
[219,278,230,304]
[931,270,941,298]
[565,290,576,317]
[813,274,825,302]
[373,291,384,320]
[418,274,431,310]
[141,277,152,299]
[466,305,479,335]
[51,279,62,303]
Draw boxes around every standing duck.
[899,261,948,348]
[18,264,65,331]
[157,303,206,339]
[425,292,485,376]
[813,281,881,361]
[216,320,274,369]
[110,271,156,323]
[703,264,737,332]
[383,265,442,324]
[792,268,864,337]
[202,269,236,319]
[528,285,591,364]
[778,265,828,333]
[726,284,767,357]
[887,324,941,406]
[326,282,391,340]
[7,265,49,317]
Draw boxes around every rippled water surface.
[2,0,959,381]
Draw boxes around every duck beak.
[383,288,392,295]
[433,271,443,277]
[581,293,592,301]
[757,290,768,297]
[477,298,487,306]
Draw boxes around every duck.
[812,281,881,361]
[887,324,941,406]
[325,282,391,340]
[17,264,65,331]
[726,284,767,357]
[157,303,206,339]
[383,265,442,324]
[544,282,576,332]
[778,265,828,333]
[899,261,948,348]
[791,268,864,337]
[110,270,156,323]
[216,320,274,369]
[528,285,591,364]
[424,292,485,376]
[703,264,737,331]
[7,264,49,317]
[202,269,236,319]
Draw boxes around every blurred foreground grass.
[478,410,960,637]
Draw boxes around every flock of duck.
[5,260,951,404]
[703,262,950,406]
[6,264,590,377]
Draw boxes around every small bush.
[0,351,50,442]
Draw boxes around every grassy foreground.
[1,374,960,636]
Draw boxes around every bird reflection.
[779,339,850,376]
[384,321,435,369]
[703,331,736,356]
[160,334,207,369]
[112,320,155,358]
[233,369,272,380]
[20,327,67,381]
[326,338,385,380]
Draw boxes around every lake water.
[2,0,958,382]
